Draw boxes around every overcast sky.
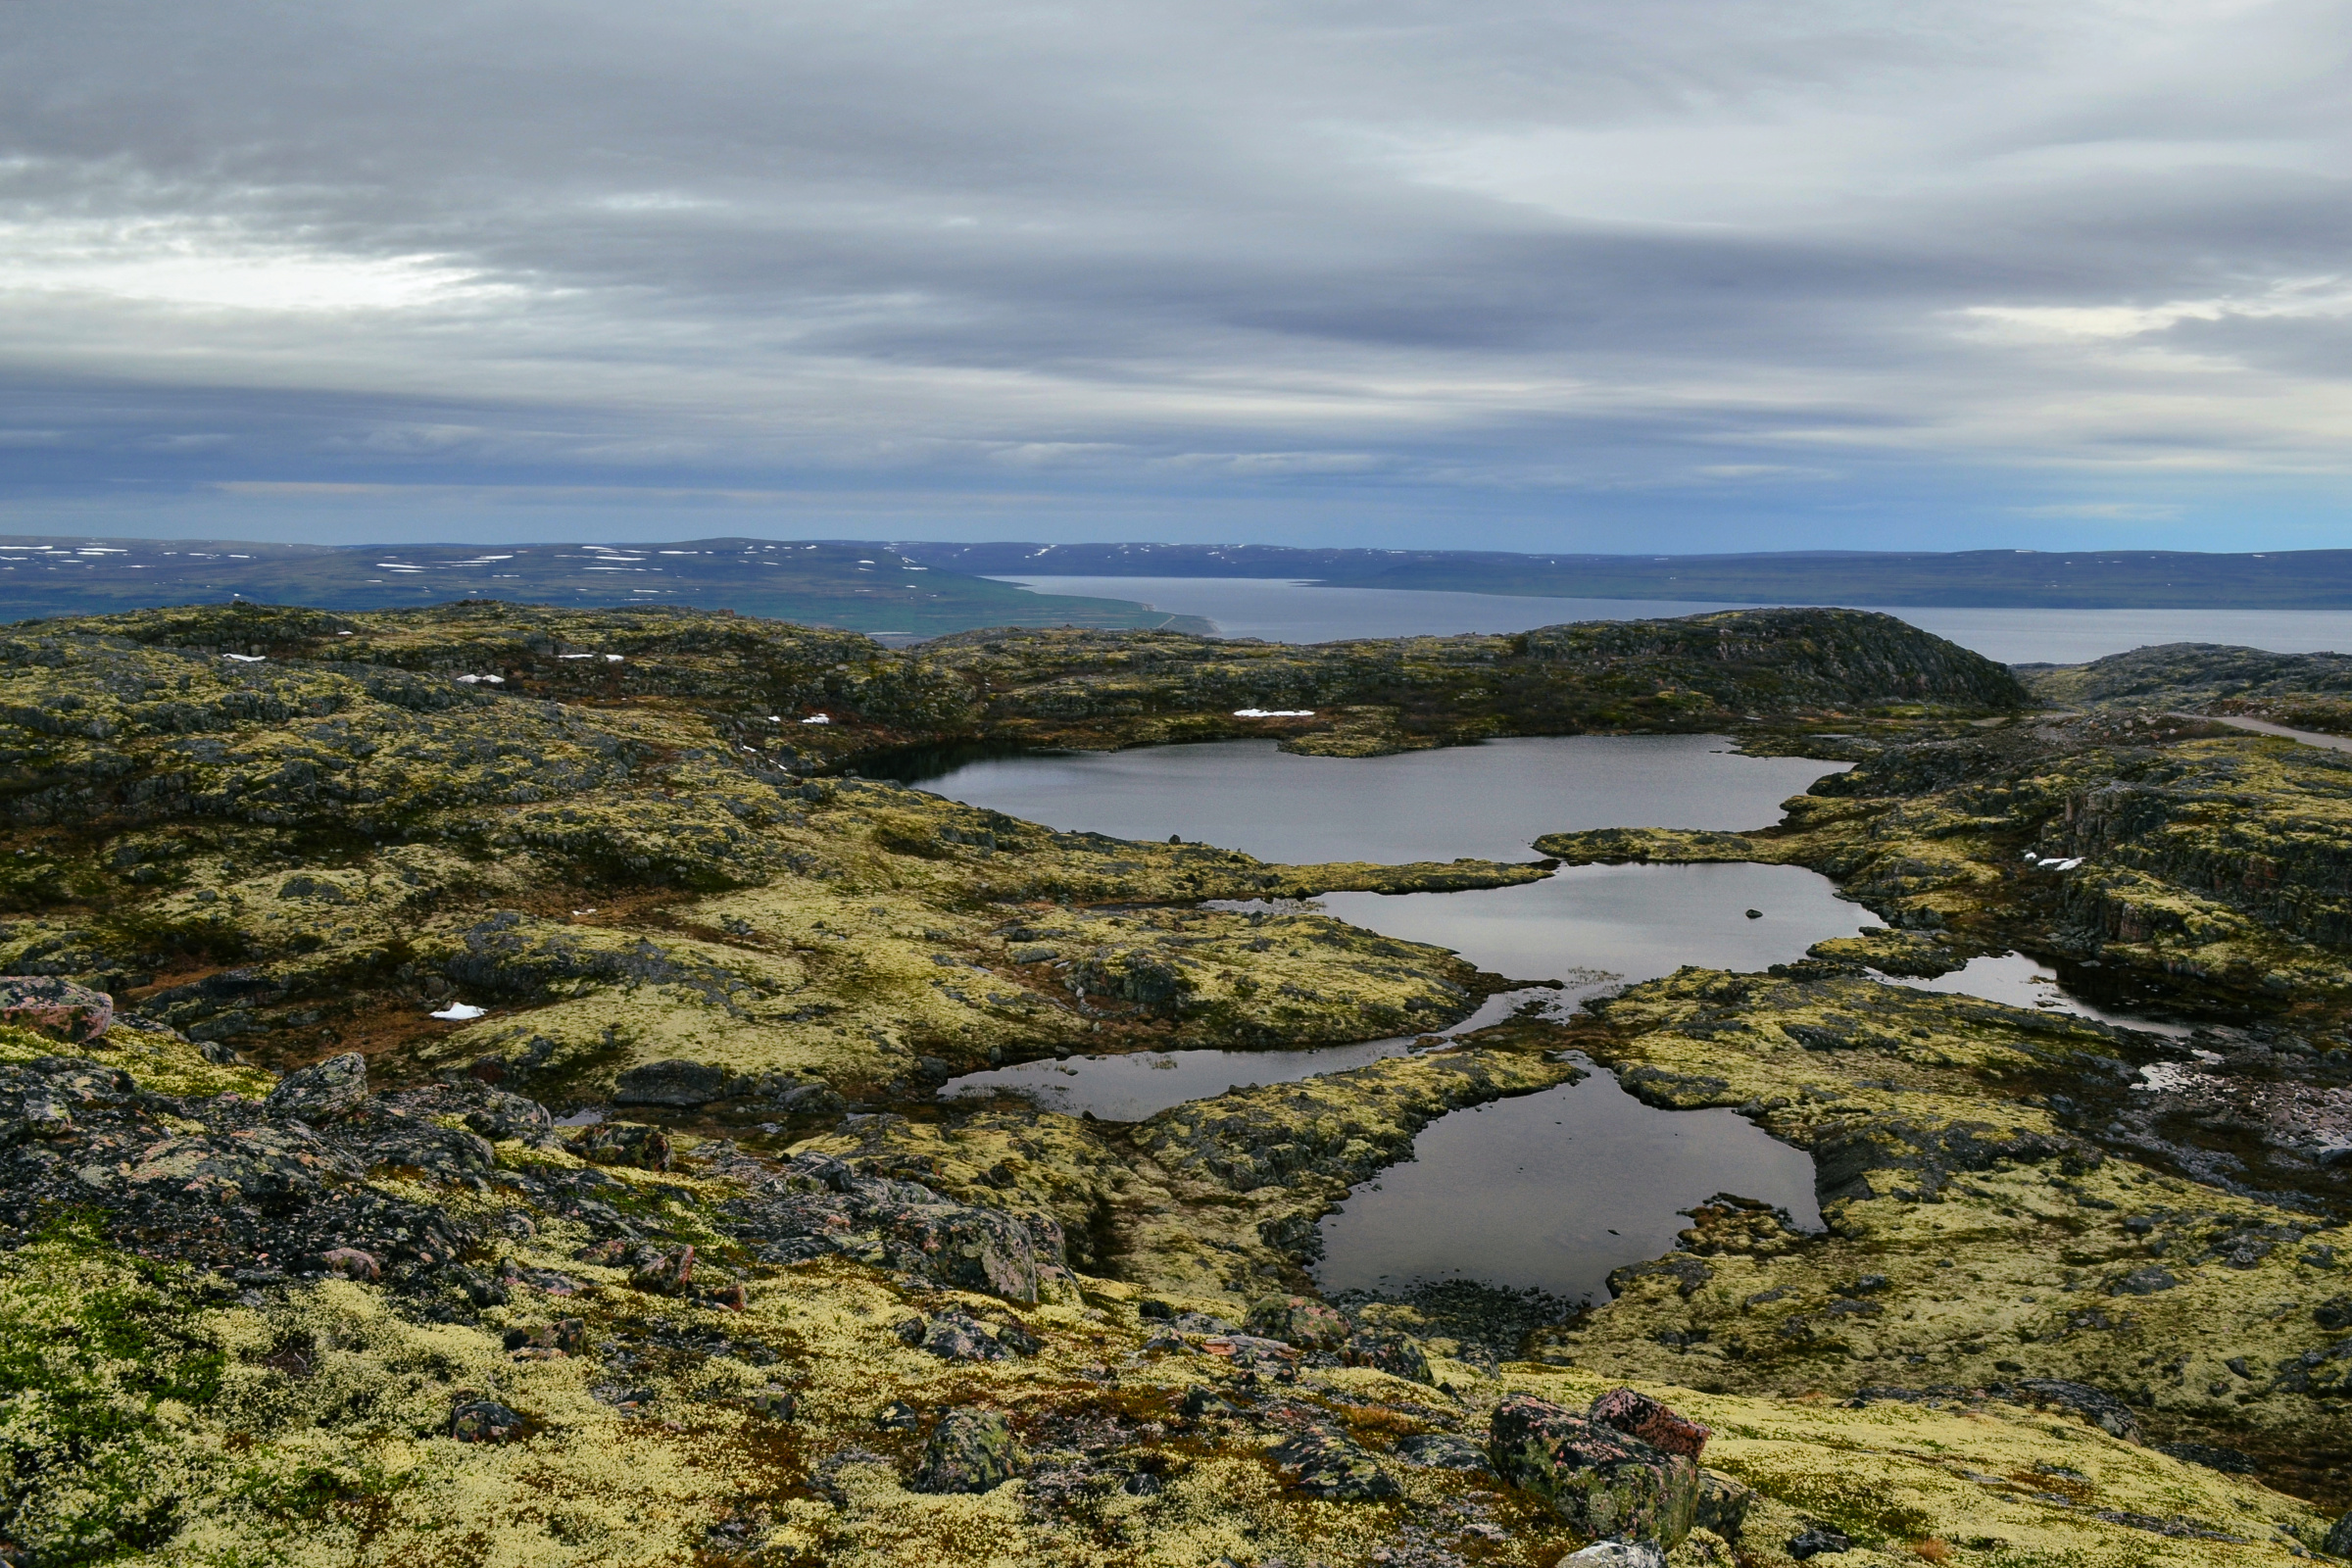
[4,0,2348,552]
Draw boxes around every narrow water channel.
[938,988,1544,1121]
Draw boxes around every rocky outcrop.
[1489,1395,1698,1545]
[912,1407,1024,1494]
[713,1150,1071,1302]
[0,976,112,1043]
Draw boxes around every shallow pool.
[1311,1065,1823,1303]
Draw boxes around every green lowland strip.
[3,601,2352,1566]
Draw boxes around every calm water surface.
[909,733,1843,864]
[1322,862,1869,992]
[1312,1068,1823,1302]
[996,574,2352,664]
[937,989,1539,1121]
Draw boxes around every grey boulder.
[266,1053,368,1121]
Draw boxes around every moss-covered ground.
[8,607,2351,1563]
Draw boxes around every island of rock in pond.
[0,602,2343,1564]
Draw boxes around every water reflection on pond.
[905,734,1846,865]
[937,990,1542,1122]
[1312,1066,1824,1303]
[1320,861,1871,992]
[1873,952,2193,1037]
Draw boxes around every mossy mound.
[1538,717,2352,1018]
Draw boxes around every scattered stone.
[912,1407,1023,1494]
[450,1400,525,1443]
[1787,1523,1853,1559]
[1588,1387,1710,1459]
[320,1248,380,1283]
[266,1053,368,1121]
[750,1386,797,1419]
[0,976,113,1044]
[2008,1379,2142,1444]
[1341,1328,1433,1384]
[1694,1469,1753,1539]
[1565,1544,1666,1568]
[874,1399,921,1431]
[1244,1293,1352,1350]
[2155,1443,2260,1475]
[630,1245,696,1296]
[1266,1426,1400,1501]
[2317,1296,2352,1331]
[1490,1394,1697,1545]
[2109,1266,2178,1296]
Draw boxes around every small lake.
[1311,1066,1824,1303]
[993,574,2352,665]
[906,733,1843,864]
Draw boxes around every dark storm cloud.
[2,0,2347,549]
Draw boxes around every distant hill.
[0,536,1207,636]
[12,536,2345,633]
[897,541,2352,610]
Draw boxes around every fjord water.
[993,573,2352,663]
[1311,1069,1822,1302]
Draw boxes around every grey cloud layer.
[2,0,2348,547]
